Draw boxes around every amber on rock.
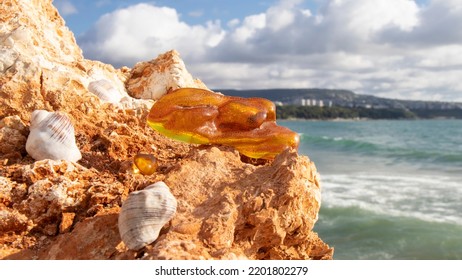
[147,88,299,159]
[133,154,158,175]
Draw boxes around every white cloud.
[227,18,240,28]
[416,45,462,68]
[78,0,462,101]
[79,3,225,66]
[230,14,266,43]
[378,0,462,47]
[55,0,78,16]
[266,0,303,31]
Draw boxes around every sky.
[54,0,462,102]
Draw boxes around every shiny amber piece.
[133,154,158,175]
[147,88,299,159]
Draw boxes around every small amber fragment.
[147,88,299,159]
[133,154,158,175]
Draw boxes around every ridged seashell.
[88,79,122,103]
[29,109,49,128]
[118,182,177,250]
[25,110,82,162]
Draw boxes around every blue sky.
[57,0,320,36]
[54,0,462,102]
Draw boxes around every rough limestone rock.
[126,50,208,100]
[0,0,333,260]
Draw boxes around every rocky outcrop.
[127,50,208,100]
[0,0,333,259]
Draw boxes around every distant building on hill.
[292,97,332,107]
[274,101,284,106]
[216,88,462,113]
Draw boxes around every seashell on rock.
[25,110,82,162]
[118,181,177,250]
[29,110,49,128]
[88,79,122,103]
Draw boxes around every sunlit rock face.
[0,0,333,260]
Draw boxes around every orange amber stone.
[147,88,299,160]
[133,154,158,175]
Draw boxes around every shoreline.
[277,117,461,121]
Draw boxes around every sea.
[279,119,462,260]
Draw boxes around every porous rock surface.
[127,50,208,100]
[0,0,333,259]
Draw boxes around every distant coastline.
[215,88,462,120]
[275,105,462,120]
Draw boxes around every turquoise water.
[279,120,462,259]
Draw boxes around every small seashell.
[25,110,82,162]
[118,182,177,250]
[29,110,49,128]
[132,153,158,175]
[88,79,122,103]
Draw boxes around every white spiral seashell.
[88,79,122,103]
[29,109,49,129]
[118,181,177,250]
[25,110,82,162]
